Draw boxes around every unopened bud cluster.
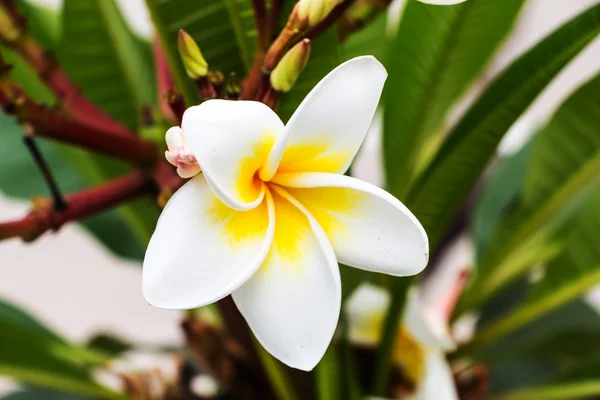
[290,0,345,29]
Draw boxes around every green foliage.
[0,299,117,398]
[463,70,600,312]
[384,0,525,199]
[406,2,600,252]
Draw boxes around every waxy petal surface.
[272,172,428,276]
[261,56,387,180]
[232,186,341,371]
[183,100,284,210]
[143,176,274,309]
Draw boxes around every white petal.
[165,126,183,151]
[143,175,274,309]
[419,0,467,4]
[405,289,456,353]
[232,186,341,371]
[414,352,458,400]
[182,100,284,210]
[344,283,389,346]
[260,56,387,180]
[271,172,428,276]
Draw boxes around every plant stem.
[0,171,154,242]
[254,340,300,400]
[0,81,157,165]
[315,346,340,400]
[493,381,600,400]
[370,276,413,395]
[252,0,268,51]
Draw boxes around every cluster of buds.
[290,0,346,30]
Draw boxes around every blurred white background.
[1,0,600,394]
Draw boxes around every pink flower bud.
[165,126,201,178]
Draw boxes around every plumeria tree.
[1,0,600,399]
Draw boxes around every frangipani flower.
[165,126,201,178]
[143,56,428,370]
[346,284,458,400]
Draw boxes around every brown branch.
[0,80,157,165]
[165,89,185,126]
[0,1,135,137]
[0,171,154,242]
[267,0,284,41]
[153,36,177,123]
[252,0,268,51]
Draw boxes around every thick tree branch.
[0,1,135,137]
[0,79,157,165]
[0,172,154,242]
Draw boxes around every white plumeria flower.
[143,56,428,371]
[418,0,467,5]
[165,126,201,178]
[346,284,458,400]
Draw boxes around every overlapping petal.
[272,172,428,276]
[232,186,341,371]
[260,56,387,180]
[405,289,456,353]
[183,100,284,210]
[415,352,459,400]
[143,176,274,309]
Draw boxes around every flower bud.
[270,39,311,93]
[165,126,201,178]
[178,30,208,80]
[291,0,344,29]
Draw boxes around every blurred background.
[1,0,600,395]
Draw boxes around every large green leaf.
[474,301,600,394]
[383,0,525,199]
[471,141,534,259]
[0,299,119,398]
[60,0,155,130]
[145,0,256,104]
[341,12,387,63]
[2,387,87,400]
[405,3,600,254]
[460,71,600,311]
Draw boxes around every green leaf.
[461,70,600,311]
[17,1,61,51]
[383,0,525,199]
[60,0,155,130]
[474,301,600,393]
[278,30,341,122]
[0,298,120,398]
[494,381,600,400]
[405,2,600,253]
[471,141,534,259]
[2,386,87,400]
[342,12,387,63]
[145,0,255,104]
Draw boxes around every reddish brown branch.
[252,0,269,51]
[0,81,157,165]
[165,89,185,125]
[0,2,135,137]
[0,171,154,242]
[153,36,177,123]
[267,0,283,41]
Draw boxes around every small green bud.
[270,39,311,93]
[178,29,208,79]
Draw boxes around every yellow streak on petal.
[259,187,310,272]
[276,140,352,174]
[393,326,426,385]
[283,186,365,238]
[236,133,276,202]
[207,194,270,245]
